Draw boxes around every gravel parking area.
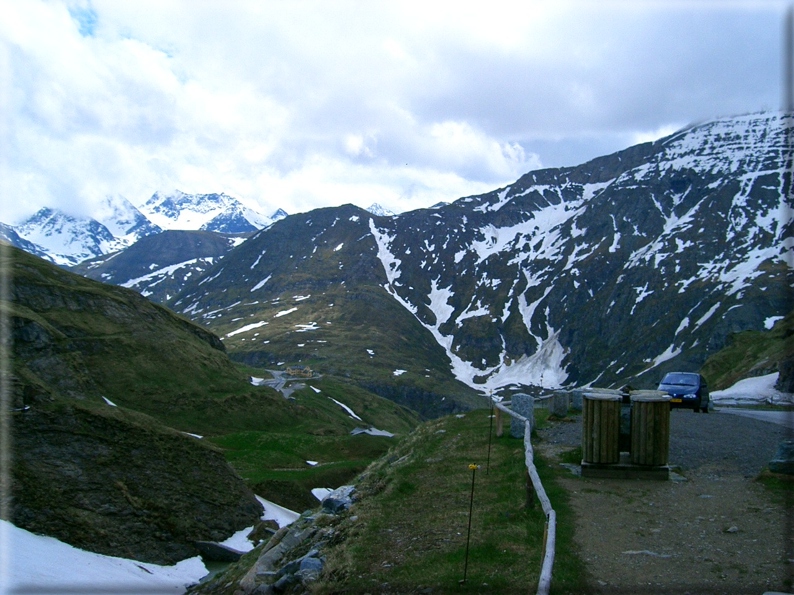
[536,408,794,594]
[537,408,791,477]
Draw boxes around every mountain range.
[7,111,794,409]
[167,111,792,402]
[0,192,287,266]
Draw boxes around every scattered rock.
[768,440,794,475]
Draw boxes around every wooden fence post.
[495,407,503,437]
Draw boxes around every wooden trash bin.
[582,392,622,464]
[630,391,672,466]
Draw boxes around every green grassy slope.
[700,310,794,390]
[193,410,587,594]
[169,205,485,418]
[315,411,585,593]
[5,244,422,513]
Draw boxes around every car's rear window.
[661,373,698,386]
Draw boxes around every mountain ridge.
[1,192,287,266]
[167,110,792,397]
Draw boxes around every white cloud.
[0,0,785,223]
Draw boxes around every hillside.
[165,111,792,402]
[172,204,485,418]
[701,310,794,391]
[72,229,245,305]
[12,399,262,565]
[189,410,586,595]
[5,243,421,563]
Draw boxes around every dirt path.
[536,410,794,594]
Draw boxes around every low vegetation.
[312,409,586,593]
[208,377,420,511]
[701,310,793,390]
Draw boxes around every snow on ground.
[350,427,395,437]
[0,496,301,594]
[255,496,300,528]
[0,519,207,595]
[120,258,204,289]
[220,496,301,554]
[711,372,793,406]
[226,320,268,337]
[329,397,362,421]
[311,488,333,502]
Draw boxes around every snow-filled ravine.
[1,497,299,594]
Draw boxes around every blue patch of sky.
[69,4,98,38]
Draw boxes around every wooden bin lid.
[630,390,672,402]
[583,391,622,401]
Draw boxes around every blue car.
[657,372,710,413]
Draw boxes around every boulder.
[510,393,534,437]
[194,541,245,562]
[321,485,356,514]
[769,439,794,475]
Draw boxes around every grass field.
[206,377,422,511]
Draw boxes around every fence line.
[493,400,556,595]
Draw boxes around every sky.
[0,0,788,224]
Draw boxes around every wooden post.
[495,407,503,437]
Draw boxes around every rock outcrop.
[11,401,262,565]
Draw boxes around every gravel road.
[536,408,794,594]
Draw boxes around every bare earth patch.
[536,410,794,594]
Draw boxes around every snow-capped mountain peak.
[13,207,118,266]
[94,195,162,246]
[367,203,396,217]
[140,191,284,233]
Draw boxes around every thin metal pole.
[461,463,478,584]
[486,391,494,474]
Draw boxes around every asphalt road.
[717,407,794,430]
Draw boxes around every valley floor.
[537,409,793,594]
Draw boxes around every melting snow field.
[0,519,208,594]
[711,372,792,406]
[1,497,299,594]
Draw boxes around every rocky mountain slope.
[170,204,484,417]
[169,111,792,399]
[72,230,245,304]
[4,244,266,563]
[5,243,422,562]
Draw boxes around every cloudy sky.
[0,0,788,224]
